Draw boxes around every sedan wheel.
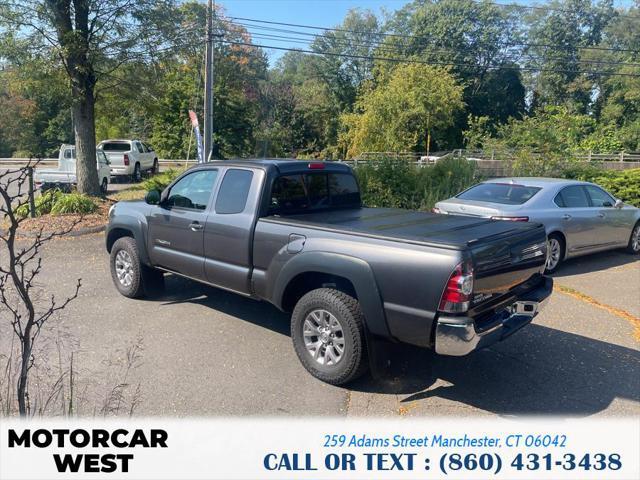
[627,223,640,254]
[545,236,563,273]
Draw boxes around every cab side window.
[554,186,590,208]
[166,170,218,210]
[215,169,254,214]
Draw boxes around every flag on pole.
[188,110,204,163]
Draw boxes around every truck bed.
[266,207,544,249]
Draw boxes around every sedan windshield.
[457,183,541,205]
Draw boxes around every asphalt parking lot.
[1,232,637,418]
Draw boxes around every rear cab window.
[269,172,361,215]
[101,142,131,152]
[457,183,541,205]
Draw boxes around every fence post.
[27,166,36,218]
[620,151,624,162]
[588,151,592,162]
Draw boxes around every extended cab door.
[147,168,219,279]
[203,167,264,295]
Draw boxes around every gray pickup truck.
[106,160,552,385]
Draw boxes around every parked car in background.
[433,178,640,273]
[97,139,158,182]
[35,144,110,193]
[106,160,552,385]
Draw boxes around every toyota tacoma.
[106,160,552,385]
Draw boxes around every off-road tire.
[110,237,145,298]
[626,222,640,254]
[291,288,368,385]
[132,163,142,183]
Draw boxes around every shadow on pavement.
[351,324,640,416]
[152,274,639,416]
[158,275,291,336]
[552,250,638,279]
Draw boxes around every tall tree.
[340,64,464,157]
[0,0,157,194]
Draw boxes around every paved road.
[1,234,638,417]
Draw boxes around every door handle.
[189,222,203,231]
[563,214,572,220]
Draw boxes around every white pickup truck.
[35,144,111,193]
[97,139,158,182]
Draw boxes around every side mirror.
[614,199,624,209]
[145,189,161,205]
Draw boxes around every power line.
[483,1,640,20]
[221,39,640,77]
[244,32,640,67]
[228,16,640,54]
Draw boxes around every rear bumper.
[435,276,553,356]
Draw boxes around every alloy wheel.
[115,250,134,287]
[546,237,562,271]
[632,225,640,252]
[303,309,345,366]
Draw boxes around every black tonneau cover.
[268,207,544,249]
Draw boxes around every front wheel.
[626,222,640,254]
[100,177,108,194]
[291,288,368,385]
[110,237,164,298]
[151,158,159,175]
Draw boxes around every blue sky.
[218,0,637,63]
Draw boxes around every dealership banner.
[188,110,204,163]
[1,418,638,479]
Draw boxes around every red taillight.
[490,216,529,222]
[123,154,130,166]
[308,162,325,169]
[438,262,474,313]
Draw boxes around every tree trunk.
[72,83,100,195]
[17,332,32,416]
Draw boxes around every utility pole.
[203,0,214,162]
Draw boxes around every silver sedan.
[433,177,640,272]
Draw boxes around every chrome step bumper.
[435,276,553,356]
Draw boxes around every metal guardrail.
[0,158,198,165]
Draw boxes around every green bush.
[137,169,180,192]
[15,190,98,217]
[15,189,63,218]
[50,192,98,215]
[354,156,477,210]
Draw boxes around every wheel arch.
[547,230,567,258]
[271,252,390,338]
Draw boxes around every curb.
[1,224,106,238]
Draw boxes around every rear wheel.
[291,288,368,385]
[545,233,564,274]
[132,163,141,182]
[626,222,640,254]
